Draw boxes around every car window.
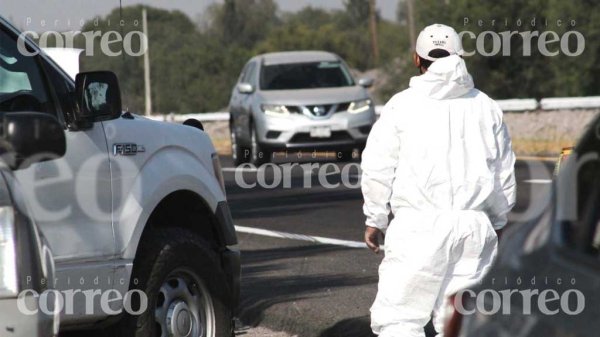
[43,60,75,117]
[260,61,354,91]
[241,62,256,84]
[248,63,258,85]
[0,28,53,114]
[237,63,249,83]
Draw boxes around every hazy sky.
[1,0,399,32]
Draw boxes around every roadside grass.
[511,138,573,158]
[210,133,569,159]
[212,138,232,156]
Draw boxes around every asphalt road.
[224,156,555,337]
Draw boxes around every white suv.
[0,16,239,337]
[229,51,376,165]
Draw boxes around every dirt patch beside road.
[504,109,598,157]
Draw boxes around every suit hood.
[409,55,474,100]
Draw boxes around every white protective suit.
[361,55,516,337]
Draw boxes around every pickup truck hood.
[104,114,216,170]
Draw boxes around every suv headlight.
[0,207,17,298]
[348,99,372,114]
[262,104,290,117]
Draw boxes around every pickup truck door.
[15,126,114,261]
[0,26,114,263]
[1,22,115,324]
[16,57,116,324]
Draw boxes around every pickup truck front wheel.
[121,228,232,337]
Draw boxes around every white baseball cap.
[415,24,464,61]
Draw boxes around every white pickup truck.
[0,16,240,337]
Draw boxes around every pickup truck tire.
[120,227,232,337]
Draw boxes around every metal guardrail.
[496,99,539,112]
[540,97,600,110]
[146,112,229,123]
[147,97,600,122]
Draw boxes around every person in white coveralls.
[360,23,516,337]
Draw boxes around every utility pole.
[142,8,152,116]
[406,0,416,50]
[368,0,380,65]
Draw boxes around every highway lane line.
[516,156,557,162]
[235,225,370,249]
[222,167,258,173]
[523,179,553,184]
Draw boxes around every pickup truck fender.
[113,146,225,260]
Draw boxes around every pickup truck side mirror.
[237,83,255,94]
[358,78,374,88]
[74,71,122,128]
[0,112,66,170]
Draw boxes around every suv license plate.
[310,126,331,138]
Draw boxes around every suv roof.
[259,51,340,66]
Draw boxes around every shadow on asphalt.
[319,316,375,337]
[241,243,353,264]
[318,317,437,337]
[238,244,377,329]
[228,189,362,220]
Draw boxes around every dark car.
[444,114,600,337]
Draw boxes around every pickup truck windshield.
[260,61,354,91]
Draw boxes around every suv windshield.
[260,61,354,91]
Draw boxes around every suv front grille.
[335,103,351,112]
[289,131,353,144]
[283,102,353,117]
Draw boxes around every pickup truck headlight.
[0,207,17,298]
[348,99,372,114]
[212,153,226,195]
[262,104,290,117]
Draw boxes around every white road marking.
[235,225,371,249]
[222,167,258,173]
[523,179,553,184]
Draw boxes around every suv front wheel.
[250,128,270,166]
[230,123,249,166]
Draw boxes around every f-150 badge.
[113,143,146,156]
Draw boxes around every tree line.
[61,0,599,114]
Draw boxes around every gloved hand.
[365,227,384,254]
